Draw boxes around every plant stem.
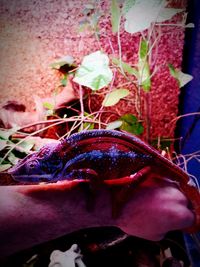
[144,92,151,143]
[79,85,85,131]
[0,116,108,165]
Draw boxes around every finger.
[169,206,195,231]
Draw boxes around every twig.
[0,116,108,165]
[79,85,85,131]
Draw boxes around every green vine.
[0,0,194,170]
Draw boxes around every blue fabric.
[176,0,200,265]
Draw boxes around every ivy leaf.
[0,126,19,140]
[43,102,55,116]
[168,63,176,77]
[43,102,54,110]
[0,130,10,140]
[176,71,193,88]
[82,4,95,16]
[90,11,101,31]
[139,39,148,59]
[185,23,195,28]
[61,74,68,86]
[138,61,151,91]
[16,139,35,153]
[0,140,8,151]
[0,163,12,172]
[8,152,20,165]
[156,6,185,23]
[73,51,113,90]
[138,39,151,92]
[102,88,130,107]
[78,19,90,32]
[50,56,74,70]
[84,4,94,9]
[79,122,94,131]
[111,0,121,33]
[124,0,184,34]
[151,138,172,151]
[119,114,144,135]
[168,64,193,88]
[78,112,95,131]
[106,120,122,130]
[112,57,138,77]
[122,0,136,15]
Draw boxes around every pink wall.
[0,0,187,139]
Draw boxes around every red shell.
[66,130,200,233]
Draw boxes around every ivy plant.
[0,128,34,171]
[102,89,130,107]
[106,114,144,135]
[168,64,193,88]
[138,38,151,92]
[124,0,184,34]
[73,51,113,90]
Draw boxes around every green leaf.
[176,71,193,88]
[0,126,19,140]
[185,23,195,28]
[78,19,90,32]
[168,64,193,88]
[73,51,113,90]
[139,39,148,59]
[0,163,12,172]
[139,61,151,91]
[111,0,121,33]
[8,152,19,165]
[60,74,68,86]
[151,138,172,151]
[156,7,184,23]
[119,114,144,135]
[112,57,138,77]
[120,113,137,124]
[102,88,130,107]
[91,12,101,31]
[50,55,74,70]
[91,75,108,90]
[138,39,151,92]
[78,112,95,131]
[0,140,8,151]
[17,139,35,153]
[84,4,94,9]
[124,0,184,34]
[0,131,10,140]
[106,120,122,130]
[168,63,177,78]
[43,102,54,110]
[79,122,94,131]
[122,0,136,15]
[83,5,94,16]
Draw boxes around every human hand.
[116,178,195,241]
[0,177,195,257]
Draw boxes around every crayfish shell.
[61,130,200,233]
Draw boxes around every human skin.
[0,178,195,258]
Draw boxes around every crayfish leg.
[109,166,152,218]
[78,169,102,212]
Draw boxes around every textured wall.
[0,0,98,107]
[0,0,187,139]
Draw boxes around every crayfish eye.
[27,160,39,169]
